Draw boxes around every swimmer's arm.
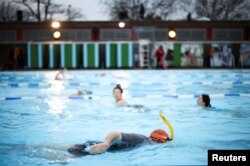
[69,89,83,96]
[88,131,122,154]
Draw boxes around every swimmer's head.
[113,84,123,101]
[150,129,168,143]
[197,94,211,107]
[113,84,123,93]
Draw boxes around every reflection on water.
[46,97,67,115]
[0,143,73,165]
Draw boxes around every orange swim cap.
[150,129,169,143]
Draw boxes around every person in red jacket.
[155,45,167,69]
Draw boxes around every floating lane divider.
[0,82,92,88]
[1,93,250,101]
[0,83,51,88]
[0,76,44,81]
[133,93,250,98]
[1,73,250,80]
[1,81,250,88]
[0,95,94,101]
[116,93,243,98]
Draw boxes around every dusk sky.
[54,0,109,21]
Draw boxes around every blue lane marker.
[191,74,198,78]
[69,96,84,99]
[193,82,202,85]
[132,94,147,97]
[9,83,18,87]
[221,74,229,77]
[232,81,243,84]
[224,93,240,96]
[212,81,222,84]
[130,82,141,86]
[151,82,162,86]
[193,94,200,98]
[9,76,16,81]
[6,97,21,100]
[37,96,47,99]
[90,82,100,85]
[163,95,178,98]
[69,82,80,86]
[28,83,39,88]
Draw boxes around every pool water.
[0,70,250,165]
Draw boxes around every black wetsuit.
[68,133,149,157]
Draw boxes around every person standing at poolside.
[155,45,167,69]
[113,84,126,106]
[197,94,211,107]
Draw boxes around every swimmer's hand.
[84,146,92,153]
[86,143,110,154]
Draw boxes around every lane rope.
[0,93,249,101]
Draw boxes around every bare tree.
[0,0,33,22]
[101,0,191,21]
[12,0,83,22]
[0,1,18,21]
[65,5,84,21]
[102,0,250,21]
[150,0,176,20]
[102,0,149,21]
[194,0,250,20]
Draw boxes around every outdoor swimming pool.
[0,70,250,165]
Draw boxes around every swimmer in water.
[54,69,73,81]
[3,129,170,161]
[197,94,211,107]
[68,129,171,157]
[113,84,126,106]
[54,70,65,80]
[70,87,92,96]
